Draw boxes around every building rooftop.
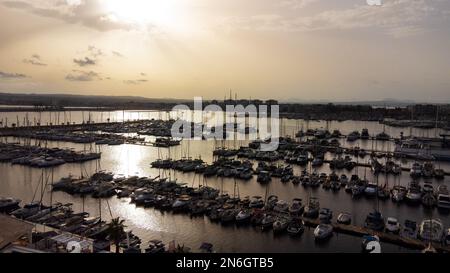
[0,214,34,250]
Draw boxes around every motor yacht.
[287,219,305,236]
[401,220,418,239]
[364,183,378,197]
[249,196,264,209]
[319,208,333,223]
[261,214,276,230]
[406,181,422,203]
[265,195,278,210]
[273,216,291,234]
[337,212,352,225]
[385,217,401,234]
[288,198,304,215]
[410,162,422,178]
[364,211,385,231]
[314,224,333,241]
[391,185,407,202]
[235,209,253,224]
[273,200,289,213]
[303,197,320,219]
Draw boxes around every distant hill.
[279,98,418,107]
[0,92,443,108]
[0,92,190,107]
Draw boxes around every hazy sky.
[0,0,450,102]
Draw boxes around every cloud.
[65,70,101,81]
[386,25,426,38]
[140,72,146,76]
[123,79,148,85]
[72,45,106,66]
[279,0,317,9]
[0,71,28,79]
[23,54,47,66]
[220,0,447,38]
[1,0,136,32]
[73,57,96,67]
[112,51,124,57]
[88,45,103,57]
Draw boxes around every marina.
[2,0,450,266]
[1,110,450,253]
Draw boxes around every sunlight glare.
[104,0,182,28]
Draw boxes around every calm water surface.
[1,110,449,253]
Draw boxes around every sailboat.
[364,174,385,231]
[377,165,390,200]
[391,176,407,203]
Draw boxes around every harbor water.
[1,110,449,253]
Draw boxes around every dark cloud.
[124,79,148,85]
[66,70,101,81]
[73,57,96,67]
[23,54,47,66]
[72,46,105,67]
[0,71,28,79]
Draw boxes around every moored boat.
[314,224,333,241]
[235,209,253,224]
[419,219,444,243]
[406,181,422,204]
[391,185,407,202]
[261,214,276,230]
[364,210,385,231]
[0,197,21,213]
[401,220,418,239]
[303,197,320,219]
[273,216,291,234]
[287,219,305,236]
[385,217,401,234]
[273,200,289,213]
[288,198,304,215]
[249,196,264,208]
[319,208,333,224]
[336,212,352,225]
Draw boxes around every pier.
[300,217,449,252]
